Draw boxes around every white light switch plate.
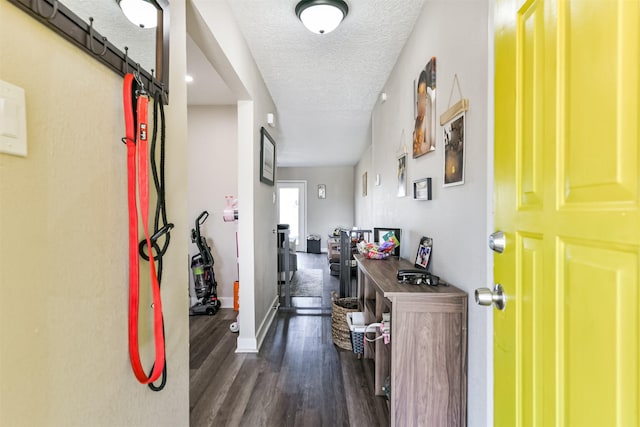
[0,80,27,157]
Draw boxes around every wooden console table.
[355,254,468,426]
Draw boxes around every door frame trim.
[486,0,496,425]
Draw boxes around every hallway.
[190,253,388,426]
[278,251,348,309]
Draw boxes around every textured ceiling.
[227,0,427,167]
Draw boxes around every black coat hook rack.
[9,0,169,104]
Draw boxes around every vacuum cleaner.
[189,211,221,315]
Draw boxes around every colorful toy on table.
[357,231,399,259]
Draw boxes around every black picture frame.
[373,227,401,257]
[414,236,433,270]
[260,127,275,186]
[413,177,432,200]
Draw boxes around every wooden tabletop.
[354,254,466,298]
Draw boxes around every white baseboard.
[218,296,234,308]
[235,295,279,354]
[256,295,279,350]
[235,336,258,353]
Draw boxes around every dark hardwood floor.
[190,252,389,427]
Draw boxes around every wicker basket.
[331,291,360,351]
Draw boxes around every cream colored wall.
[0,2,189,425]
[354,145,373,232]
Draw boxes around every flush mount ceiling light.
[295,0,349,34]
[117,0,158,29]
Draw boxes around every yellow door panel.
[517,233,545,427]
[560,240,638,426]
[494,0,640,426]
[559,1,639,207]
[517,1,545,210]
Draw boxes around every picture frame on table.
[414,236,433,270]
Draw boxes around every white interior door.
[277,180,307,252]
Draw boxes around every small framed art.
[413,178,432,200]
[362,172,368,197]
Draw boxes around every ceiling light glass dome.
[118,0,158,29]
[295,0,349,34]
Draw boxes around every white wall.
[0,1,189,425]
[188,0,278,353]
[354,145,375,234]
[187,106,238,307]
[356,0,491,425]
[277,166,355,250]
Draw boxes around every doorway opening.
[276,180,307,252]
[277,180,330,310]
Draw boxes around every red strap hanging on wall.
[123,73,165,385]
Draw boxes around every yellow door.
[493,0,639,425]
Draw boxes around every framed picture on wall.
[413,177,432,200]
[443,112,465,187]
[412,57,436,158]
[318,184,326,199]
[260,127,275,186]
[397,154,407,197]
[362,172,368,197]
